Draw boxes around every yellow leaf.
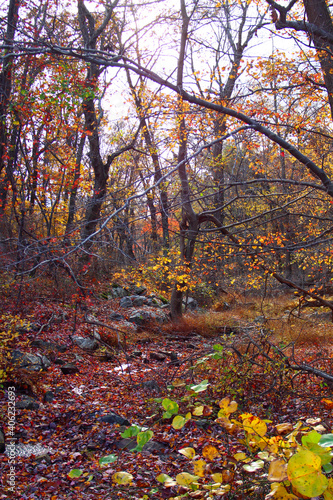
[218,397,238,417]
[202,444,220,461]
[268,459,288,482]
[211,473,223,483]
[178,447,196,459]
[233,452,248,461]
[275,423,293,435]
[176,472,199,486]
[112,472,133,485]
[193,405,204,416]
[193,459,206,477]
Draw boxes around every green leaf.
[68,468,83,478]
[121,424,141,438]
[324,463,333,473]
[135,430,153,451]
[99,454,117,466]
[188,379,209,393]
[162,398,179,417]
[320,435,333,448]
[156,473,173,483]
[213,344,224,351]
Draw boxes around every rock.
[109,311,125,321]
[54,358,65,365]
[16,396,39,410]
[132,296,146,307]
[119,296,133,308]
[115,438,167,454]
[30,340,67,352]
[43,391,54,403]
[109,286,127,298]
[100,412,130,426]
[132,350,142,357]
[140,380,162,393]
[60,363,79,375]
[129,285,147,296]
[128,308,168,326]
[183,297,198,310]
[11,350,51,371]
[72,336,99,351]
[150,352,167,362]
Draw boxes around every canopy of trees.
[1,0,333,314]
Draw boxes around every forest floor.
[1,283,333,500]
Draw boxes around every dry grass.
[163,293,333,346]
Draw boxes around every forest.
[2,0,333,498]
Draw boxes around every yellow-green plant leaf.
[99,454,117,466]
[136,430,153,451]
[112,472,133,485]
[176,472,199,486]
[193,459,206,477]
[287,449,328,497]
[178,447,196,459]
[202,444,220,460]
[162,398,179,418]
[156,473,173,483]
[193,405,204,416]
[188,379,209,393]
[68,469,83,478]
[268,459,288,482]
[172,415,186,429]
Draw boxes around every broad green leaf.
[121,424,141,438]
[302,429,322,446]
[324,463,333,473]
[99,454,117,466]
[320,434,333,448]
[156,473,173,483]
[176,472,199,486]
[68,468,83,478]
[162,398,179,418]
[287,449,328,497]
[172,415,186,429]
[243,460,265,472]
[302,431,332,465]
[213,344,224,351]
[136,430,153,451]
[188,379,209,393]
[112,472,133,485]
[178,447,196,459]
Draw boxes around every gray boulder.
[72,336,99,351]
[11,350,51,371]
